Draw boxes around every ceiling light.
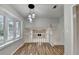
[32,13,35,18]
[27,4,36,23]
[28,17,32,23]
[28,14,31,18]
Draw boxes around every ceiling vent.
[53,5,57,9]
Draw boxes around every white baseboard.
[50,42,64,46]
[11,42,24,55]
[50,42,54,47]
[54,43,64,45]
[25,41,49,43]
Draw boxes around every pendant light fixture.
[27,4,36,23]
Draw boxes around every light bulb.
[28,17,32,23]
[32,13,35,18]
[28,14,31,18]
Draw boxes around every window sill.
[0,38,21,50]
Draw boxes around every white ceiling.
[11,4,64,19]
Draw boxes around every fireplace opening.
[38,34,41,36]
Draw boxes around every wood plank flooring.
[14,43,64,55]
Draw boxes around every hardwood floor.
[14,43,64,55]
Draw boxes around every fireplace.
[38,34,41,36]
[32,29,46,39]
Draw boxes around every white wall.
[0,5,24,55]
[57,17,64,45]
[49,17,64,45]
[24,17,64,45]
[0,39,24,55]
[64,4,74,55]
[24,17,58,28]
[23,17,58,43]
[0,5,23,20]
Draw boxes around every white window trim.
[0,14,22,50]
[0,38,21,50]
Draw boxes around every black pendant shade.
[28,4,35,9]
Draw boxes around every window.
[7,18,14,41]
[0,15,4,44]
[0,13,22,48]
[15,21,21,38]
